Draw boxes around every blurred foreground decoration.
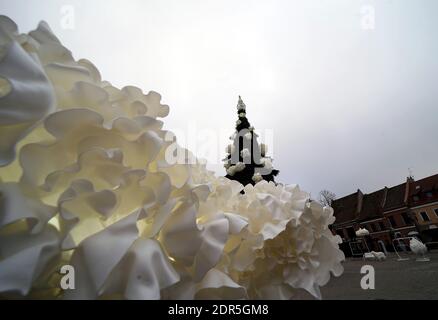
[0,16,344,300]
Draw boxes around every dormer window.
[420,211,430,222]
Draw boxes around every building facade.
[408,174,438,243]
[332,174,438,257]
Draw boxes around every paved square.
[301,252,438,300]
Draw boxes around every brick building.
[408,174,438,243]
[331,174,438,257]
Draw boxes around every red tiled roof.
[332,192,359,224]
[409,174,438,196]
[409,174,438,207]
[357,189,385,222]
[383,183,406,211]
[332,173,438,225]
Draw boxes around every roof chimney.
[404,176,413,204]
[382,186,388,208]
[356,189,364,216]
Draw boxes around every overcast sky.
[2,0,438,199]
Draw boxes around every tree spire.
[237,95,245,110]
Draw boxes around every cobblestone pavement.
[298,252,438,300]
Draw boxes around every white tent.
[356,228,370,237]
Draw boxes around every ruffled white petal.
[0,37,55,166]
[100,238,180,299]
[0,225,60,296]
[63,210,141,299]
[0,17,345,300]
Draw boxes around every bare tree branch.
[319,189,336,207]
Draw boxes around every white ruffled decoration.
[234,162,246,172]
[226,165,237,176]
[261,157,273,170]
[241,148,250,159]
[244,132,252,140]
[252,172,263,183]
[0,17,344,300]
[225,144,235,155]
[260,143,267,156]
[0,17,55,167]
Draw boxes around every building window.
[369,224,376,232]
[420,211,430,222]
[413,196,419,201]
[426,192,433,198]
[401,212,412,225]
[388,216,397,228]
[379,222,385,230]
[347,227,356,239]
